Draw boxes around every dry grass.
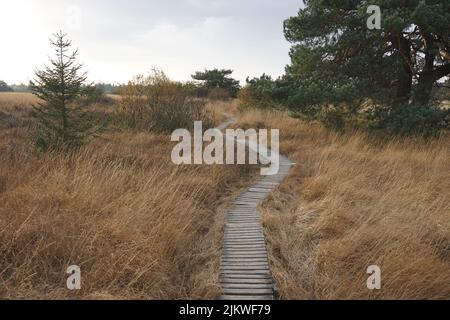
[0,93,255,299]
[0,92,40,106]
[235,109,450,300]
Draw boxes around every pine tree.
[192,69,241,98]
[30,31,95,151]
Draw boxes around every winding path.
[217,116,294,300]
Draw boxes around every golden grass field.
[0,92,449,300]
[0,92,254,299]
[236,109,450,300]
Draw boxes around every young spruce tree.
[30,31,95,151]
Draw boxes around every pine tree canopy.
[192,69,241,97]
[283,0,450,108]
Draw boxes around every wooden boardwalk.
[219,156,294,300]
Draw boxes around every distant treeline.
[0,81,122,94]
[0,80,14,92]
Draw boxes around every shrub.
[207,87,230,101]
[368,104,450,138]
[116,75,148,130]
[238,86,276,112]
[238,74,293,112]
[321,108,347,133]
[117,69,213,133]
[84,84,115,105]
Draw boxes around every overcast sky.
[0,0,303,85]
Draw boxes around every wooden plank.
[223,242,266,246]
[227,216,260,219]
[224,231,262,235]
[223,243,266,247]
[225,226,262,229]
[224,229,262,233]
[239,192,268,196]
[220,274,272,280]
[224,231,263,235]
[220,265,269,272]
[221,276,272,282]
[221,261,269,265]
[237,195,267,199]
[224,236,264,240]
[226,215,259,218]
[221,263,269,268]
[224,238,266,242]
[223,288,273,295]
[225,229,262,232]
[222,256,268,261]
[239,193,268,197]
[227,216,258,219]
[220,295,273,301]
[220,270,272,279]
[222,254,268,259]
[224,234,265,238]
[221,261,268,265]
[226,222,261,226]
[221,278,273,285]
[222,284,274,291]
[223,242,265,246]
[227,216,260,218]
[239,195,267,198]
[223,248,267,252]
[224,234,263,238]
[222,254,267,258]
[222,255,268,260]
[234,203,258,206]
[222,247,267,251]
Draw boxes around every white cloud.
[0,0,302,85]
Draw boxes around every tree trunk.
[413,72,435,106]
[412,32,436,106]
[394,34,413,103]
